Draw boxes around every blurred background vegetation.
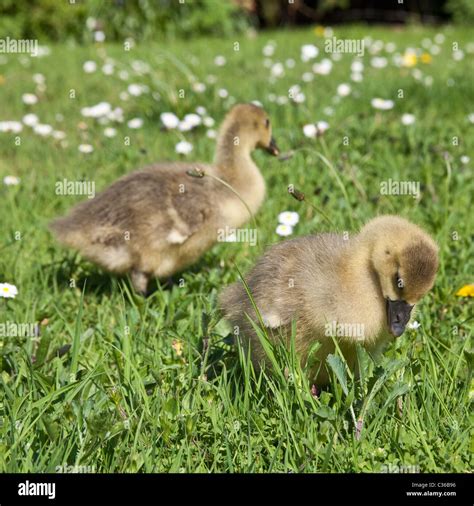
[0,0,472,43]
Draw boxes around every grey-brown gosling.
[219,215,439,385]
[50,104,280,294]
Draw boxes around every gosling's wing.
[51,163,216,248]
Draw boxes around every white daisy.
[94,30,105,43]
[351,61,364,72]
[81,102,112,119]
[312,59,332,75]
[83,60,97,73]
[371,98,394,110]
[52,130,66,140]
[203,117,215,127]
[460,155,470,164]
[178,120,193,132]
[301,44,319,62]
[218,88,229,99]
[183,113,201,128]
[401,113,416,125]
[316,120,330,134]
[271,62,284,78]
[0,121,23,133]
[196,106,207,116]
[22,93,38,105]
[3,175,20,185]
[78,144,94,153]
[175,141,193,155]
[276,224,293,237]
[118,70,129,81]
[192,82,206,93]
[371,56,388,68]
[206,129,217,139]
[160,112,179,129]
[407,320,421,330]
[33,123,53,136]
[128,83,144,96]
[337,83,351,97]
[108,107,124,122]
[102,63,114,75]
[32,73,45,85]
[127,118,143,129]
[104,127,117,138]
[278,211,299,226]
[22,113,39,126]
[303,123,317,138]
[262,44,275,57]
[0,283,18,299]
[214,55,226,66]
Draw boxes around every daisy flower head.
[78,144,94,153]
[160,112,179,130]
[278,211,299,227]
[276,224,293,237]
[0,282,18,299]
[175,140,193,155]
[83,60,97,73]
[22,93,38,105]
[127,118,143,129]
[4,175,20,185]
[371,98,394,110]
[401,113,416,125]
[301,44,319,62]
[303,123,317,138]
[337,83,351,97]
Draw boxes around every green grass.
[0,24,473,473]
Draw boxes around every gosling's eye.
[265,118,270,128]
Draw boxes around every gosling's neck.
[214,126,258,181]
[213,125,266,215]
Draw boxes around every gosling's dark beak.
[386,299,414,338]
[265,137,280,156]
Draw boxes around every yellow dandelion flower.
[456,284,474,297]
[420,53,432,64]
[314,25,325,37]
[402,52,417,67]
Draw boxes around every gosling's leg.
[131,269,149,296]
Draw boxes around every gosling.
[50,104,279,294]
[219,215,439,384]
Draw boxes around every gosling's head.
[218,103,279,156]
[360,215,439,337]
